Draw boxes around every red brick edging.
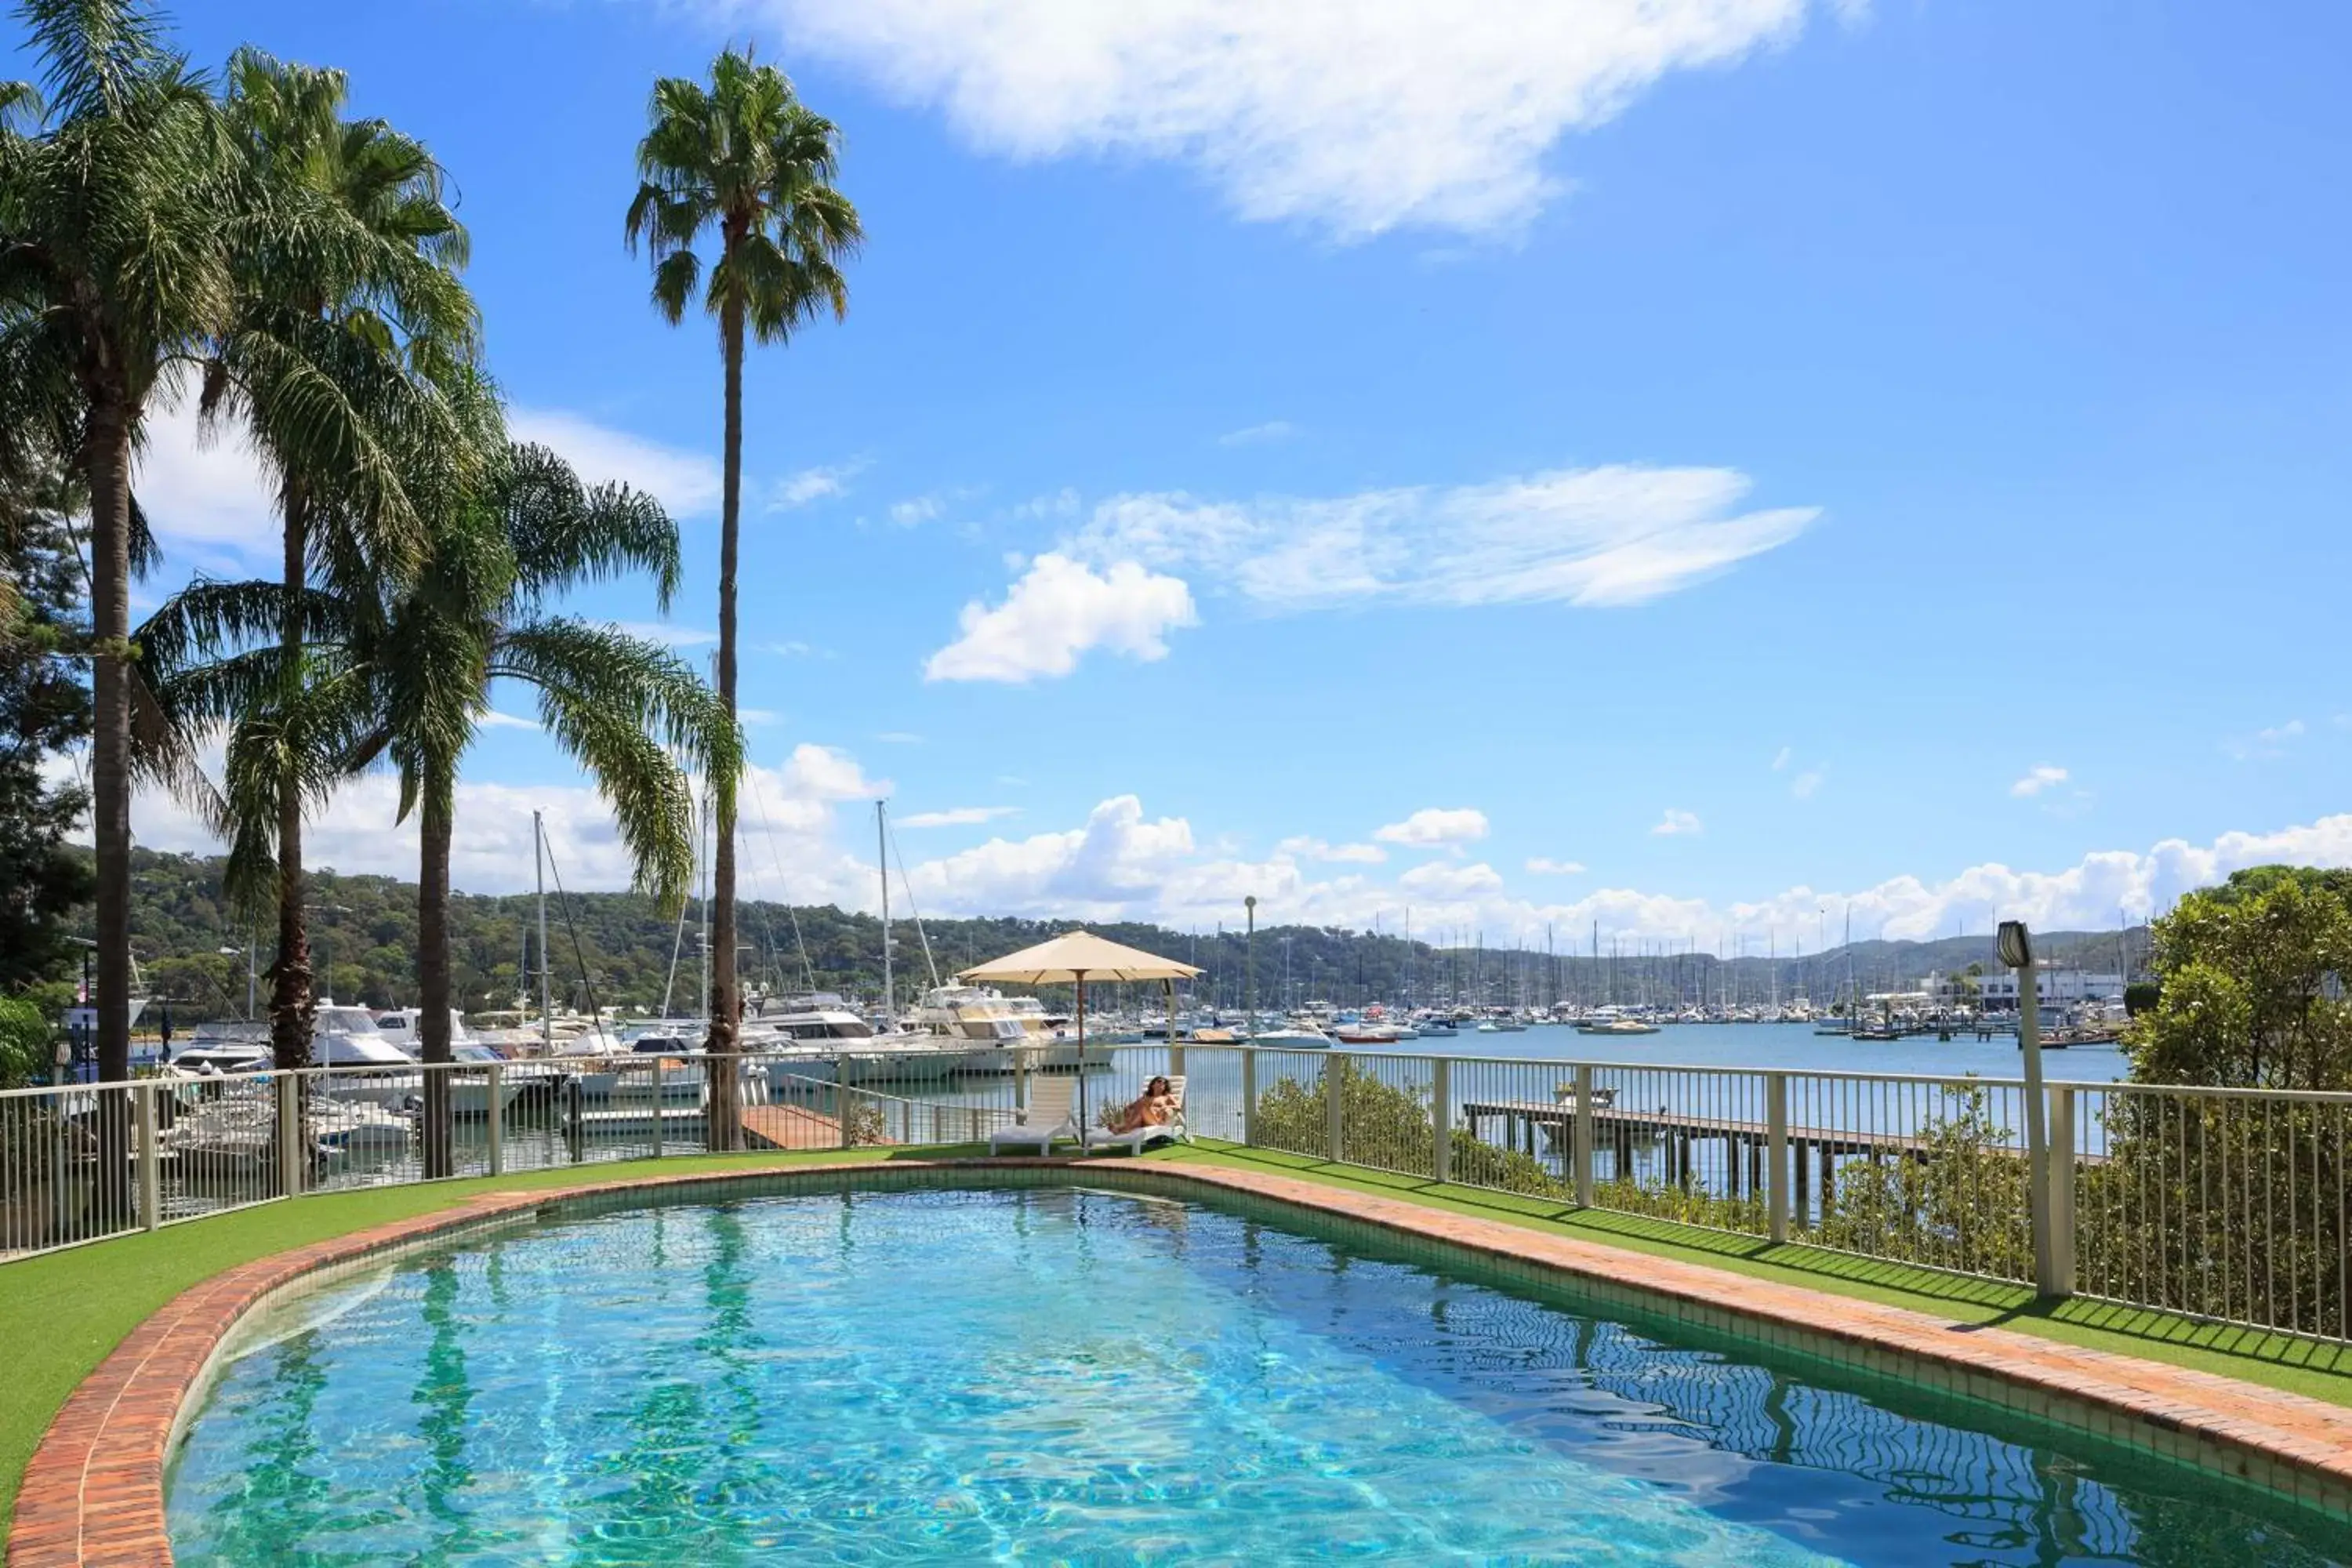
[12,1157,2352,1563]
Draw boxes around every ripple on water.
[164,1186,2350,1566]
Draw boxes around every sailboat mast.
[534,810,552,1054]
[877,800,894,1022]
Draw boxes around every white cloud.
[768,458,869,511]
[1652,808,1703,837]
[1219,420,1296,446]
[1069,464,1816,612]
[1526,857,1587,875]
[132,392,278,557]
[1372,808,1490,847]
[507,408,720,517]
[1277,836,1388,865]
[1398,859,1506,899]
[924,553,1198,683]
[779,742,888,803]
[739,708,780,726]
[1791,768,1825,800]
[616,620,717,648]
[760,0,1842,238]
[1770,746,1791,771]
[900,806,1021,828]
[890,494,945,526]
[2010,764,2068,799]
[477,710,540,732]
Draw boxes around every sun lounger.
[1081,1074,1189,1154]
[987,1074,1080,1154]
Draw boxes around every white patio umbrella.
[956,931,1202,1142]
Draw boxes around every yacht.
[756,996,963,1086]
[907,984,1110,1073]
[1247,1022,1335,1051]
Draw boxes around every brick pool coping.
[13,1157,2352,1564]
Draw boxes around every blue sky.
[96,0,2352,942]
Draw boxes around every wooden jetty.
[1457,1096,2068,1210]
[740,1102,884,1152]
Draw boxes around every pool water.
[165,1184,2350,1566]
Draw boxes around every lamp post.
[1243,896,1258,1034]
[1999,919,2057,1295]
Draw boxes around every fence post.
[1241,1049,1258,1147]
[1325,1056,1345,1164]
[1170,1042,1187,1080]
[2048,1083,2077,1297]
[651,1060,665,1159]
[276,1072,302,1200]
[1431,1057,1452,1183]
[1766,1072,1790,1243]
[1573,1064,1596,1208]
[135,1082,160,1232]
[840,1076,855,1150]
[486,1062,505,1178]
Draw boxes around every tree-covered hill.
[96,848,2149,1022]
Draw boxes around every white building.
[1929,964,2124,1010]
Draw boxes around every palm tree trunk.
[269,489,314,1073]
[86,396,135,1222]
[417,764,455,1178]
[706,296,744,1149]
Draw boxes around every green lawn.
[8,1138,2352,1533]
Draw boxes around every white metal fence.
[5,1042,2348,1345]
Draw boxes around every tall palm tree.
[0,0,240,1099]
[211,49,477,1070]
[626,49,859,1145]
[357,419,736,1174]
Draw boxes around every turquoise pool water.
[165,1184,2350,1566]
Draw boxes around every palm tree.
[356,418,736,1174]
[0,0,241,1101]
[626,49,859,1145]
[210,50,477,1071]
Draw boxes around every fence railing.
[5,1040,2348,1345]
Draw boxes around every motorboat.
[1247,1024,1334,1051]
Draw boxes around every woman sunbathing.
[1108,1075,1178,1134]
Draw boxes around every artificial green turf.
[9,1137,2352,1534]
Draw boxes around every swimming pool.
[165,1182,2350,1565]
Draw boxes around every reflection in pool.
[165,1184,2351,1565]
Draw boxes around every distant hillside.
[85,848,2151,1022]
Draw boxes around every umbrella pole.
[1076,972,1088,1146]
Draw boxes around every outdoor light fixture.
[1997,920,2034,970]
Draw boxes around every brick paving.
[12,1156,2352,1564]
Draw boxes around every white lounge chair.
[988,1075,1080,1155]
[1081,1075,1189,1155]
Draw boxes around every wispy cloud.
[508,408,720,517]
[1218,419,1296,446]
[1067,464,1817,612]
[873,731,924,745]
[1791,768,1825,800]
[890,494,945,526]
[1769,745,1791,771]
[768,456,869,511]
[618,621,717,648]
[1372,808,1489,847]
[766,0,1850,238]
[899,806,1021,828]
[477,710,539,732]
[1651,808,1702,837]
[2228,719,2307,761]
[739,709,780,726]
[1525,856,1586,875]
[2010,764,2069,798]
